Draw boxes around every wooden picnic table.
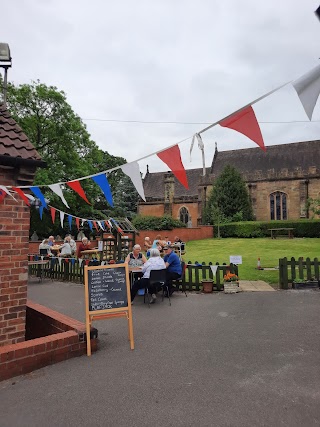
[268,228,295,239]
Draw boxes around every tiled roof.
[0,103,42,161]
[211,140,320,178]
[143,167,210,198]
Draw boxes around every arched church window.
[270,192,287,220]
[179,207,189,224]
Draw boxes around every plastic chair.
[148,269,170,306]
[172,261,188,297]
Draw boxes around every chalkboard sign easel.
[84,263,134,355]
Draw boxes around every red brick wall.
[0,167,30,346]
[28,239,99,255]
[135,226,213,247]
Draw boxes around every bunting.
[68,215,72,230]
[12,187,30,205]
[157,145,189,189]
[292,64,320,121]
[39,205,44,220]
[75,217,80,230]
[60,211,65,228]
[50,207,56,224]
[87,220,93,231]
[0,185,17,201]
[219,105,266,152]
[91,174,113,207]
[48,183,70,208]
[30,186,48,208]
[120,162,146,201]
[66,180,91,204]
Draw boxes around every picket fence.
[279,257,320,289]
[28,255,239,292]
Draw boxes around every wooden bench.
[268,228,295,239]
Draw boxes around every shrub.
[217,220,320,238]
[132,215,186,230]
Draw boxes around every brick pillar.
[0,166,34,346]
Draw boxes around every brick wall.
[0,166,31,346]
[0,300,98,381]
[135,226,213,247]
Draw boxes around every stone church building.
[138,140,320,225]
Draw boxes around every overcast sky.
[2,0,320,176]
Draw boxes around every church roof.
[143,167,210,198]
[0,103,42,161]
[211,140,320,179]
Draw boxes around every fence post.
[279,257,288,289]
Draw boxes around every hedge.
[132,215,186,230]
[217,220,320,238]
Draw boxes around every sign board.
[229,255,242,265]
[84,263,134,355]
[98,240,103,251]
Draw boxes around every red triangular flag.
[157,145,189,189]
[66,180,91,204]
[105,220,111,229]
[75,217,80,230]
[50,207,56,223]
[12,187,30,205]
[93,221,99,232]
[220,105,266,152]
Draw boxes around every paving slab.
[239,280,275,292]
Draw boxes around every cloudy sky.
[2,1,320,175]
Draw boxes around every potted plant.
[223,273,240,294]
[201,278,214,293]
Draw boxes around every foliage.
[132,215,186,230]
[205,165,253,224]
[4,79,139,237]
[185,237,320,284]
[306,197,320,219]
[217,220,320,238]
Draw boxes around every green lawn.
[185,238,320,284]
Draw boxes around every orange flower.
[223,272,239,282]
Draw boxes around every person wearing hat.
[163,244,182,296]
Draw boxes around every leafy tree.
[205,165,253,225]
[4,79,139,236]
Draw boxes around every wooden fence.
[279,257,320,289]
[28,255,239,291]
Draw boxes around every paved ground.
[239,280,275,292]
[1,279,320,427]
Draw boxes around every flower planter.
[201,279,214,293]
[223,282,240,294]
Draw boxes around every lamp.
[0,43,12,105]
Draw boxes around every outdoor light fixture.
[0,42,12,105]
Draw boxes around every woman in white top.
[58,238,72,257]
[130,248,165,303]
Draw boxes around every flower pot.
[201,279,214,293]
[224,282,240,294]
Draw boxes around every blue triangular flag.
[87,220,93,231]
[68,215,72,230]
[92,174,113,207]
[39,205,44,220]
[30,186,47,208]
[71,258,75,265]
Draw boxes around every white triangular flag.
[81,218,86,226]
[97,220,104,230]
[58,257,62,267]
[49,184,70,208]
[292,64,320,120]
[78,258,83,267]
[0,186,18,201]
[121,162,146,201]
[210,265,218,277]
[190,134,196,161]
[25,194,35,202]
[60,211,65,228]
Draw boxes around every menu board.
[87,266,127,311]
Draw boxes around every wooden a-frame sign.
[84,263,134,355]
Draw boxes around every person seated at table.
[57,237,72,257]
[131,248,166,304]
[39,239,52,256]
[48,235,55,246]
[163,244,182,296]
[65,234,76,256]
[77,237,91,258]
[174,236,182,246]
[125,244,147,267]
[144,236,152,257]
[152,234,167,253]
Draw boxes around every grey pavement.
[1,279,320,427]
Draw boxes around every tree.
[205,165,253,225]
[4,79,139,237]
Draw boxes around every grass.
[184,237,320,284]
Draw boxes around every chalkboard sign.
[87,266,127,311]
[84,263,134,355]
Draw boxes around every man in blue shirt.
[163,245,182,295]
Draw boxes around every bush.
[217,220,320,238]
[132,215,186,230]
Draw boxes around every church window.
[270,192,287,220]
[179,207,189,224]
